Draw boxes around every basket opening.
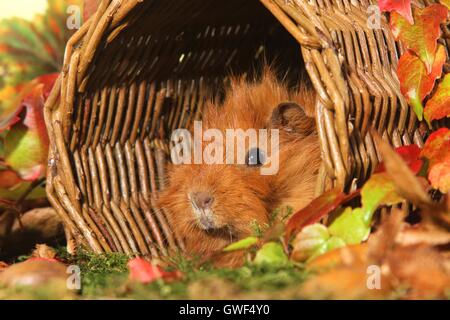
[64,0,312,254]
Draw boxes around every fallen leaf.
[391,4,448,73]
[372,130,432,208]
[328,208,371,245]
[396,223,450,246]
[386,245,450,299]
[360,173,404,222]
[397,45,446,120]
[291,223,346,262]
[223,236,259,252]
[379,0,414,24]
[127,257,182,284]
[253,242,289,268]
[424,74,450,124]
[285,188,359,242]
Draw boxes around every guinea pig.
[158,68,321,267]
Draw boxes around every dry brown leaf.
[368,208,405,264]
[396,224,450,246]
[386,245,450,299]
[371,130,431,207]
[307,243,369,270]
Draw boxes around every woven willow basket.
[44,0,449,256]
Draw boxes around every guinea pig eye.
[245,148,266,167]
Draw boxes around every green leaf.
[253,242,289,268]
[328,208,370,245]
[223,236,259,252]
[360,173,404,223]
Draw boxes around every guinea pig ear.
[270,101,315,136]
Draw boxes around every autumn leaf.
[291,223,345,262]
[2,73,57,180]
[128,258,182,284]
[391,4,448,73]
[421,128,450,193]
[223,236,259,252]
[253,242,289,268]
[397,45,446,120]
[328,207,372,245]
[375,144,423,174]
[360,173,404,222]
[424,74,450,124]
[284,188,359,242]
[378,0,413,24]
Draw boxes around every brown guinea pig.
[158,68,321,267]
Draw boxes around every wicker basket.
[44,0,449,256]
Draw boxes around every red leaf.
[127,258,182,284]
[375,144,424,174]
[285,188,360,242]
[397,45,446,120]
[390,4,448,73]
[421,128,450,192]
[424,74,450,124]
[379,0,414,24]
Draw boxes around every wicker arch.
[44,0,446,256]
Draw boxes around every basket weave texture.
[44,0,450,256]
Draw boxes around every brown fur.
[159,70,321,267]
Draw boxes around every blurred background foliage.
[0,0,83,203]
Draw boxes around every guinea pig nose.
[191,192,214,209]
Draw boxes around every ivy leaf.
[378,0,414,24]
[291,223,345,262]
[424,74,450,125]
[326,173,404,246]
[285,188,359,242]
[391,4,448,73]
[328,208,370,245]
[397,45,446,120]
[223,236,259,252]
[375,144,423,175]
[360,173,404,223]
[253,242,289,268]
[421,128,450,193]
